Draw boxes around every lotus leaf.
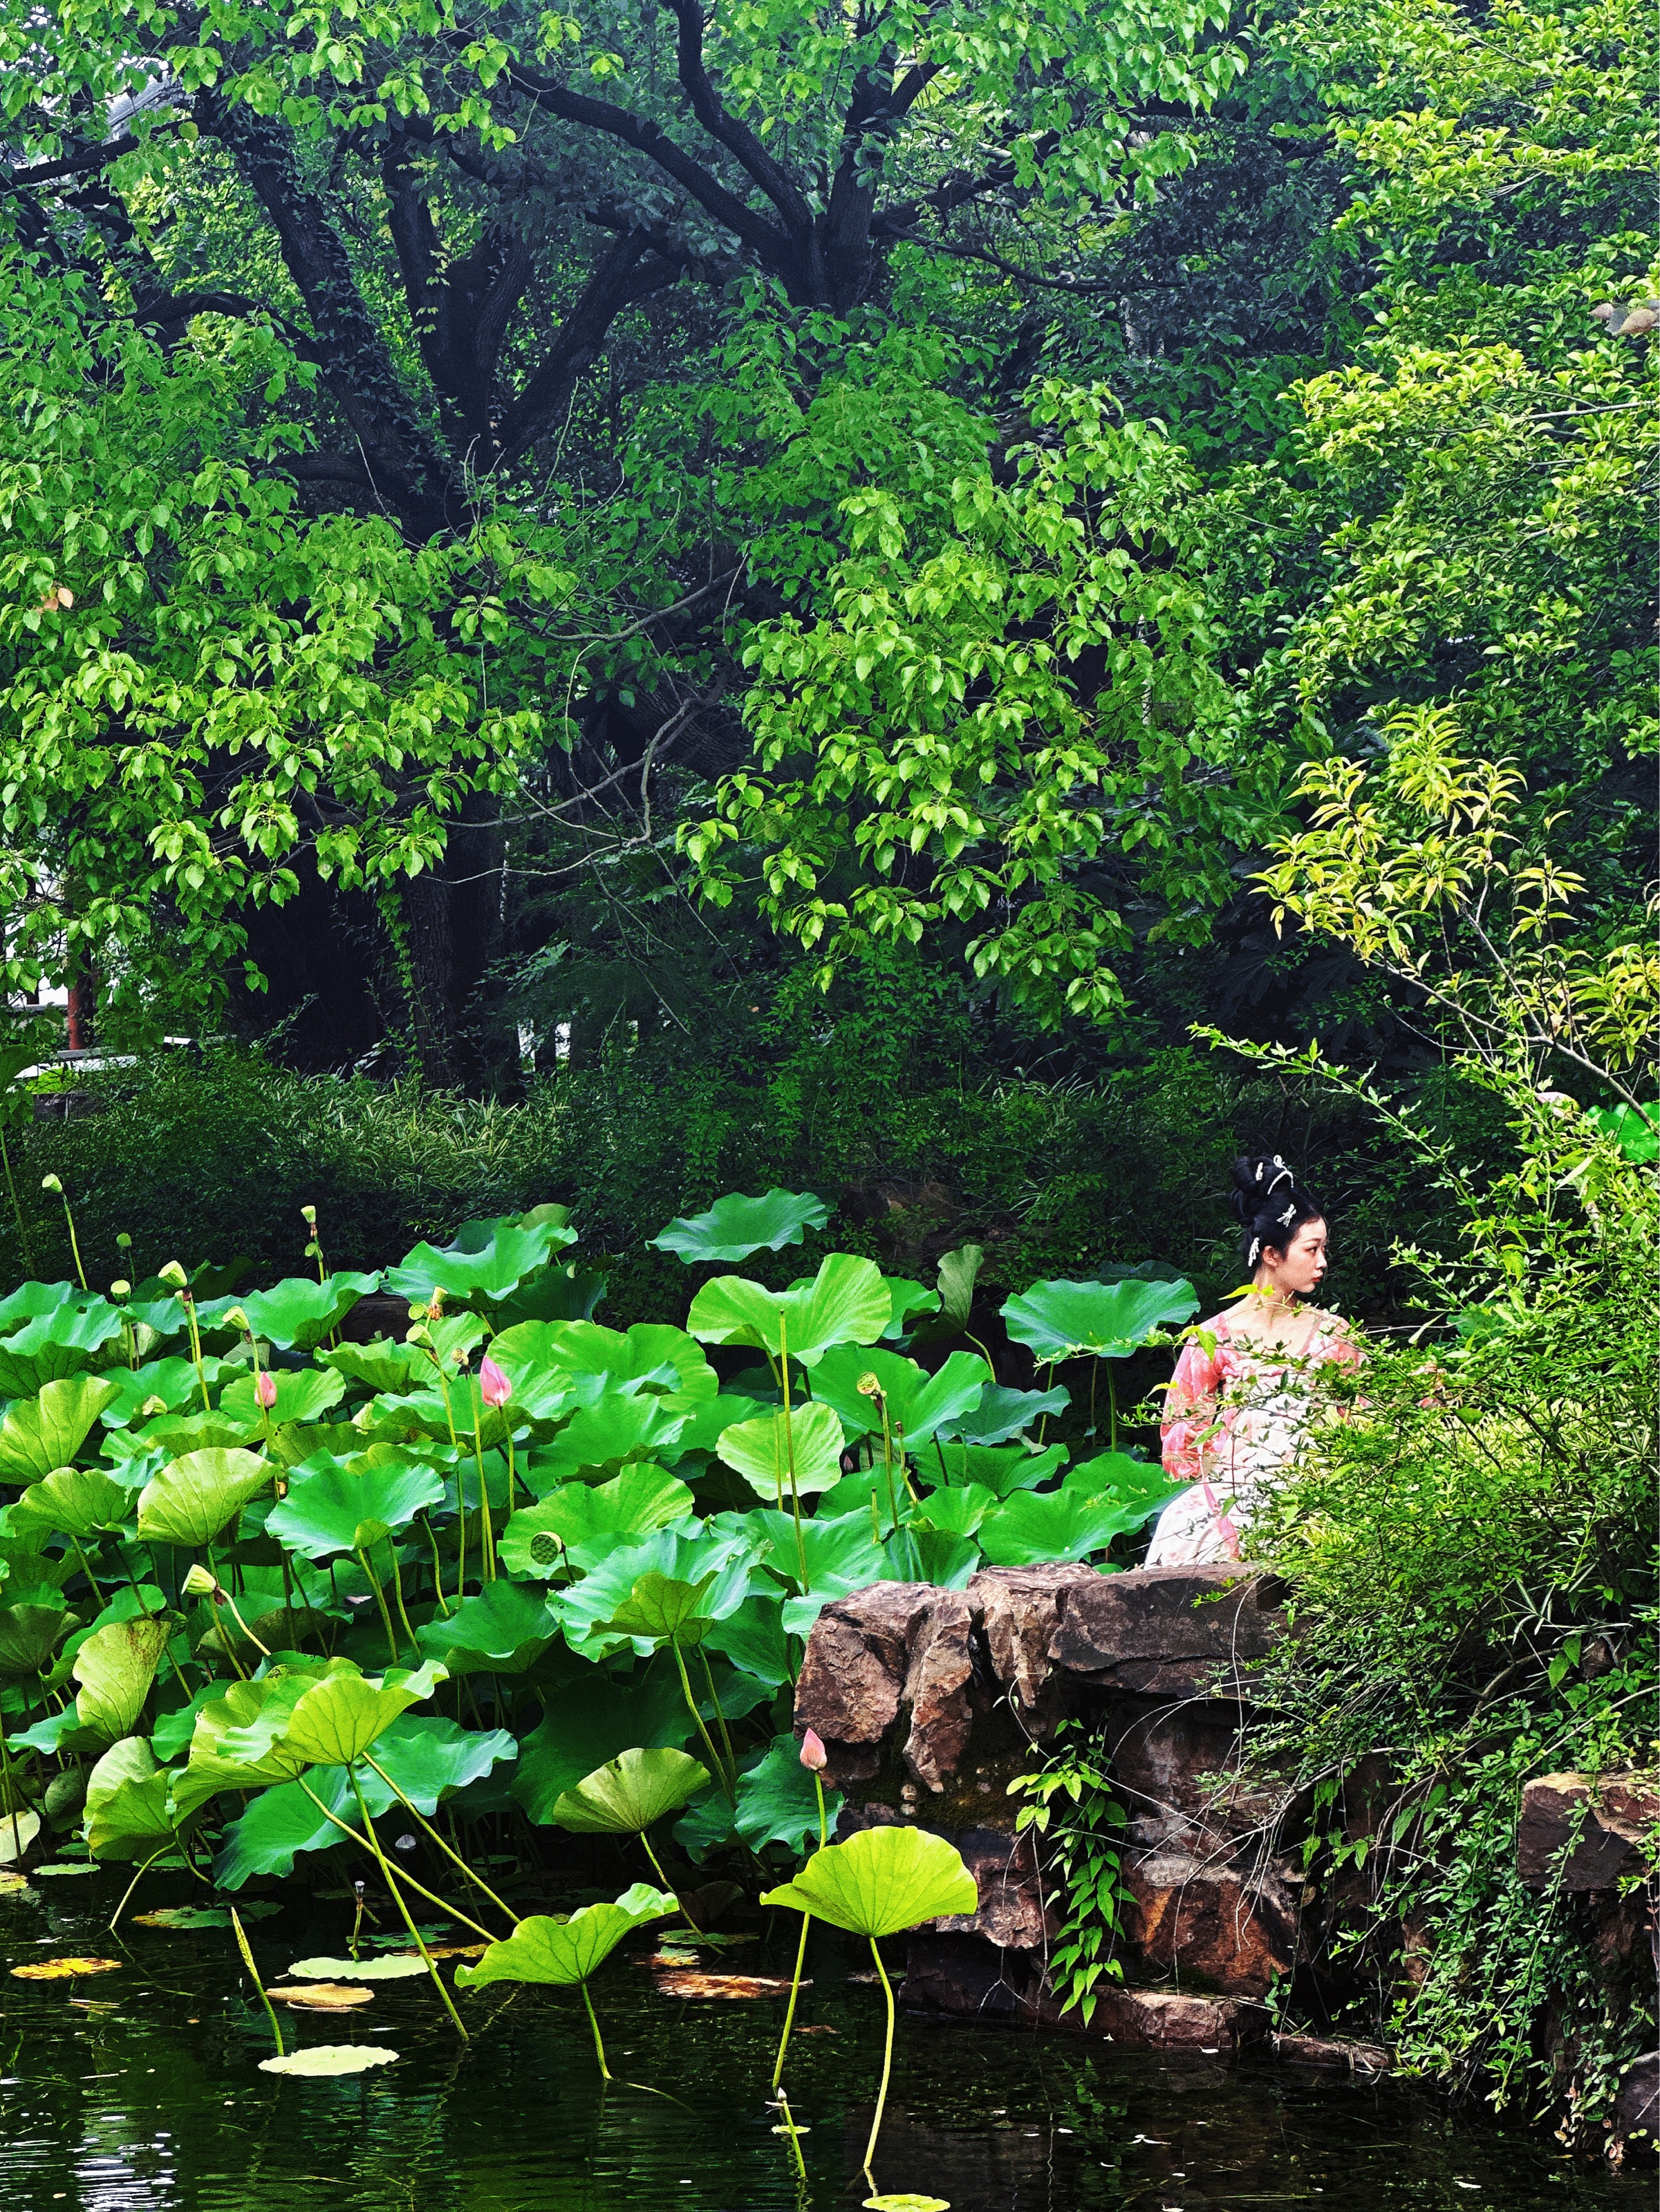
[759,1826,977,1937]
[454,1883,676,1991]
[702,1593,794,1687]
[383,1215,575,1307]
[415,1581,556,1674]
[924,1442,1070,1497]
[649,1188,829,1264]
[318,1340,425,1395]
[259,1662,449,1771]
[268,1455,445,1560]
[176,1663,351,1815]
[493,1259,608,1328]
[687,1253,890,1366]
[133,1903,280,1929]
[133,1409,258,1458]
[287,1952,430,1980]
[498,1464,694,1577]
[0,1600,73,1676]
[10,1463,140,1540]
[658,1392,767,1458]
[557,1526,758,1655]
[219,1368,346,1427]
[1063,1450,1186,1526]
[877,1277,942,1340]
[494,1318,718,1402]
[524,1389,691,1488]
[1587,1102,1659,1163]
[812,1346,991,1447]
[0,1300,124,1398]
[940,1382,1071,1447]
[268,1982,374,2007]
[715,1400,846,1500]
[230,1272,381,1351]
[0,1374,121,1481]
[0,1280,82,1333]
[903,1528,981,1589]
[71,1615,175,1743]
[0,1809,41,1863]
[83,1735,180,1859]
[910,1483,999,1539]
[138,1447,272,1548]
[97,1358,231,1428]
[976,1484,1137,1568]
[552,1746,711,1835]
[746,1508,884,1600]
[259,2045,399,2076]
[11,1955,122,1978]
[734,1734,843,1857]
[1000,1276,1198,1361]
[509,1666,702,1824]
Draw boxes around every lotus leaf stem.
[358,1752,519,1927]
[773,2088,808,2180]
[110,1841,175,1933]
[771,1774,830,2088]
[419,1516,451,1616]
[697,1647,738,1785]
[579,1978,611,2079]
[347,1765,469,2039]
[388,1541,420,1659]
[863,1935,897,2189]
[778,1318,811,1591]
[0,1703,21,1862]
[230,1904,284,2056]
[355,1544,402,1666]
[469,1378,496,1582]
[638,1830,702,1939]
[669,1637,732,1801]
[293,1774,497,1944]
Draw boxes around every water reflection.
[0,1884,1642,2212]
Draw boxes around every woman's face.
[1262,1217,1328,1297]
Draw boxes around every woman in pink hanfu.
[1146,1154,1362,1568]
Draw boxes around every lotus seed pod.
[158,1260,187,1288]
[110,1280,131,1300]
[41,1174,62,1194]
[182,1562,221,1598]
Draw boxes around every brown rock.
[1120,1850,1300,1997]
[901,1932,1026,2022]
[1272,2032,1391,2073]
[969,1564,1099,1714]
[1032,1980,1266,2050]
[929,1825,1052,1951]
[792,1584,937,1781]
[901,1590,978,1792]
[1613,2051,1658,2147]
[1104,1696,1247,1833]
[1518,1771,1659,1891]
[1050,1566,1285,1696]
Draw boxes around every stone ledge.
[1517,1771,1659,1891]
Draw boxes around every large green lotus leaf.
[658,1392,767,1459]
[229,1273,381,1352]
[0,1374,121,1482]
[72,1615,174,1743]
[911,1482,999,1539]
[702,1593,794,1687]
[1063,1451,1186,1530]
[12,1463,139,1544]
[559,1527,758,1654]
[0,1601,73,1677]
[746,1508,886,1600]
[1000,1276,1198,1361]
[493,1319,717,1403]
[878,1276,944,1342]
[492,1259,608,1329]
[976,1483,1141,1568]
[734,1734,844,1857]
[649,1188,829,1264]
[137,1447,272,1548]
[812,1345,991,1448]
[551,1745,711,1835]
[84,1735,182,1860]
[96,1359,233,1430]
[510,1663,699,1822]
[687,1254,890,1366]
[715,1400,846,1500]
[131,1409,257,1459]
[0,1301,123,1398]
[0,1280,82,1333]
[904,1528,982,1590]
[219,1367,346,1426]
[940,1381,1072,1447]
[455,1885,676,1991]
[924,1442,1070,1497]
[318,1340,425,1396]
[1587,1102,1659,1163]
[214,1716,517,1886]
[267,1455,446,1561]
[526,1391,691,1489]
[176,1662,350,1815]
[382,1216,576,1308]
[760,1826,978,1937]
[415,1582,557,1674]
[266,1662,449,1770]
[499,1465,695,1579]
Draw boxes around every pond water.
[0,1873,1641,2212]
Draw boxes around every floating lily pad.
[11,1954,122,1978]
[865,2195,951,2210]
[286,1952,430,1981]
[131,1902,282,1930]
[0,1868,34,1895]
[268,1983,375,2009]
[259,2044,400,2077]
[32,1862,102,1877]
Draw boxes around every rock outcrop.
[794,1563,1302,2033]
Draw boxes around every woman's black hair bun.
[1230,1154,1323,1268]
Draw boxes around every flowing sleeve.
[1160,1335,1224,1483]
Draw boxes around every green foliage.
[649,1189,829,1264]
[759,1825,978,1937]
[455,1884,677,1992]
[1008,1717,1130,2026]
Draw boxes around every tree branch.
[661,0,814,233]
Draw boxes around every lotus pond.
[0,1866,1641,2212]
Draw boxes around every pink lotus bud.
[255,1370,277,1409]
[479,1354,512,1409]
[799,1728,828,1773]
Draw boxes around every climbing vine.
[1009,1714,1133,2025]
